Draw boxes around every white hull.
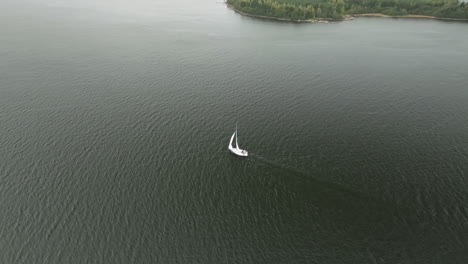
[228,146,248,157]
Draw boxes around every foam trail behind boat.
[248,153,310,178]
[248,153,376,202]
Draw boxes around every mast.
[235,123,238,149]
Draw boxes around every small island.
[226,0,468,22]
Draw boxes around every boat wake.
[247,152,374,202]
[248,153,310,178]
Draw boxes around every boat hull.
[228,146,248,157]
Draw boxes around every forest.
[226,0,468,20]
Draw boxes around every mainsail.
[228,125,248,157]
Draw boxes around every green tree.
[316,7,322,17]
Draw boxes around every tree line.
[227,0,468,20]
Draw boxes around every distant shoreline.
[227,4,468,23]
[354,13,468,22]
[226,4,352,23]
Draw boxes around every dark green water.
[1,0,468,263]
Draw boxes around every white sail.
[229,131,236,149]
[228,126,248,157]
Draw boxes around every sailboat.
[228,124,248,157]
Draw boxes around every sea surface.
[1,0,468,263]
